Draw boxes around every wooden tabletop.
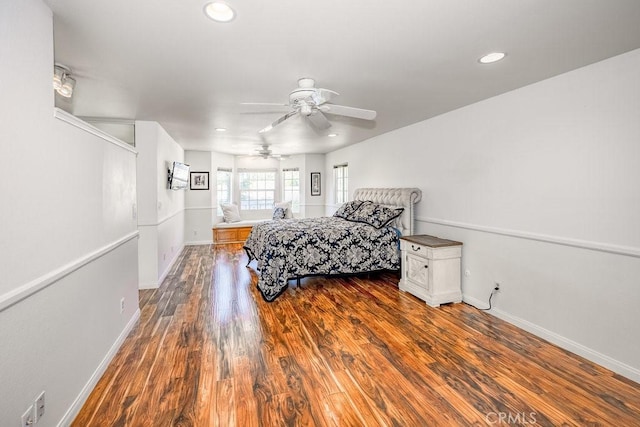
[401,234,462,247]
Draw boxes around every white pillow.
[221,203,241,223]
[274,201,293,219]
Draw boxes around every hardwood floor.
[73,244,640,426]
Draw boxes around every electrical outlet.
[120,297,125,314]
[35,391,45,422]
[21,404,35,427]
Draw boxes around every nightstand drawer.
[401,239,461,260]
[401,240,429,258]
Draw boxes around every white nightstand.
[399,235,463,307]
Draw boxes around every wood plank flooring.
[73,244,640,426]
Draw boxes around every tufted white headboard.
[352,188,422,236]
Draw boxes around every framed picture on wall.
[190,171,209,190]
[311,172,321,196]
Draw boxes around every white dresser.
[399,235,463,307]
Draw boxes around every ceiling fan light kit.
[250,77,377,134]
[300,103,312,116]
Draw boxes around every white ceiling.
[46,0,640,156]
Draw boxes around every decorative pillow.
[388,214,404,232]
[220,203,241,223]
[272,207,287,220]
[346,202,404,229]
[333,200,366,219]
[274,201,293,219]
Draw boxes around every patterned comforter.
[244,216,401,301]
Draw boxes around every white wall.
[210,151,235,223]
[136,121,185,288]
[185,151,214,244]
[325,49,640,382]
[303,154,326,218]
[0,0,140,424]
[184,150,240,245]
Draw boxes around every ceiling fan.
[244,78,377,134]
[251,144,289,160]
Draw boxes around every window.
[238,169,276,210]
[216,168,232,215]
[334,163,348,204]
[282,168,300,213]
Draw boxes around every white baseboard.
[138,244,187,289]
[57,308,141,426]
[138,281,159,290]
[158,244,184,286]
[463,295,640,384]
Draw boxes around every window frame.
[237,168,278,211]
[216,168,233,216]
[281,168,300,213]
[333,163,348,205]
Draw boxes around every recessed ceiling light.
[327,133,338,138]
[204,2,235,23]
[215,128,227,132]
[479,52,506,64]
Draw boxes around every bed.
[244,188,422,302]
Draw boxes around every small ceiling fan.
[243,78,377,134]
[251,144,289,160]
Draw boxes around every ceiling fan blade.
[306,110,331,130]
[258,111,298,133]
[241,102,291,114]
[320,104,377,120]
[311,88,339,106]
[241,102,288,107]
